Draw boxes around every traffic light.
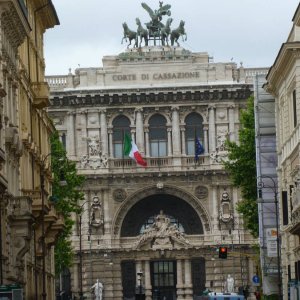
[219,246,228,259]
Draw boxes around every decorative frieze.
[50,86,252,108]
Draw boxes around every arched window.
[149,114,167,157]
[140,214,184,234]
[185,113,204,155]
[112,115,130,158]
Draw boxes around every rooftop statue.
[136,18,149,47]
[160,17,173,46]
[121,22,138,48]
[170,20,187,47]
[142,2,171,43]
[121,2,187,48]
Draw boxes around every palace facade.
[47,46,267,300]
[0,0,62,299]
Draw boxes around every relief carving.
[90,197,103,227]
[80,136,108,169]
[113,189,127,202]
[195,186,208,199]
[135,210,190,250]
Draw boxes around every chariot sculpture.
[121,1,187,48]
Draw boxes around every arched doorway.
[119,193,206,300]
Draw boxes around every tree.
[50,131,85,275]
[223,96,258,237]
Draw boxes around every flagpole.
[158,139,160,171]
[122,129,125,176]
[194,126,197,168]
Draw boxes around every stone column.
[108,127,113,158]
[145,127,150,157]
[102,189,110,235]
[73,263,79,295]
[176,259,184,300]
[135,108,145,154]
[228,105,235,142]
[136,261,142,286]
[145,260,152,300]
[184,259,193,300]
[79,110,88,157]
[212,186,218,233]
[167,127,172,156]
[180,127,186,155]
[67,111,76,157]
[171,106,180,156]
[203,126,209,154]
[208,106,216,152]
[100,109,108,156]
[131,129,135,142]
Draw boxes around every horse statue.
[141,2,171,43]
[170,20,187,47]
[136,18,148,47]
[160,17,173,46]
[121,22,138,48]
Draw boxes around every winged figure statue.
[141,2,171,38]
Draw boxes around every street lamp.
[40,153,66,300]
[257,175,282,300]
[78,201,91,300]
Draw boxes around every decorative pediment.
[134,211,190,250]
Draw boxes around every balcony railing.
[78,155,214,174]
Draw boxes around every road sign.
[252,275,260,285]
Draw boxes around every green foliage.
[50,131,85,275]
[223,96,258,237]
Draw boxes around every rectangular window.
[114,143,123,158]
[61,133,66,150]
[150,141,167,157]
[293,90,297,128]
[187,138,204,155]
[282,191,288,226]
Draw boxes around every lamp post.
[258,175,282,300]
[78,201,90,300]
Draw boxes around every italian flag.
[123,133,147,167]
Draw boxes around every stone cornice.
[50,85,252,108]
[266,42,300,95]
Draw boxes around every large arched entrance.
[121,194,204,237]
[119,192,207,300]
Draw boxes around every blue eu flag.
[195,137,204,161]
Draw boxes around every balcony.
[77,154,224,175]
[31,82,50,109]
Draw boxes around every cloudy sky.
[44,0,299,75]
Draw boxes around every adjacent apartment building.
[0,0,62,299]
[265,3,300,299]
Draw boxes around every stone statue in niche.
[219,190,233,223]
[90,197,103,227]
[79,135,108,169]
[88,136,101,156]
[216,128,228,152]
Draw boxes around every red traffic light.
[219,247,228,259]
